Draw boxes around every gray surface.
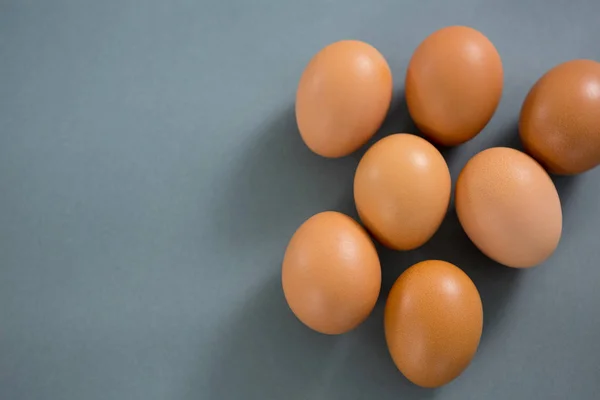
[1,0,599,399]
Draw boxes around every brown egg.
[519,59,600,174]
[282,211,381,334]
[406,26,503,146]
[456,147,562,268]
[295,40,393,158]
[354,134,451,250]
[385,260,483,388]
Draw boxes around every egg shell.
[354,133,451,251]
[455,147,562,268]
[405,26,503,146]
[282,211,381,335]
[519,59,600,174]
[385,260,483,388]
[295,40,393,158]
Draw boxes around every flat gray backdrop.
[1,0,599,399]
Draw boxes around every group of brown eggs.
[281,26,600,388]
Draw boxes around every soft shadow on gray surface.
[205,274,338,399]
[488,119,524,151]
[350,92,419,162]
[209,105,358,258]
[205,275,436,400]
[551,174,580,217]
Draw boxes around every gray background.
[1,0,599,399]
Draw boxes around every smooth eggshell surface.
[296,40,393,157]
[519,59,600,174]
[282,211,381,335]
[406,26,503,146]
[354,134,451,250]
[456,147,562,268]
[385,260,483,388]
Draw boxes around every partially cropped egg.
[519,59,600,174]
[385,260,483,388]
[282,211,381,334]
[296,40,393,157]
[354,134,451,250]
[406,26,503,146]
[455,147,562,268]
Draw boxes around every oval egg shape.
[354,134,451,250]
[456,147,562,268]
[296,40,393,157]
[406,26,503,146]
[385,260,483,388]
[519,59,600,174]
[282,211,381,334]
